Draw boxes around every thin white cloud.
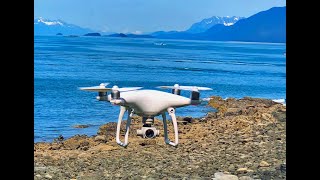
[132,30,142,35]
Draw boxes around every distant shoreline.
[33,35,287,45]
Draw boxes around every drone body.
[109,90,196,117]
[80,83,212,147]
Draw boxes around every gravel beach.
[34,96,286,180]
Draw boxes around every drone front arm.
[162,113,170,144]
[116,106,131,147]
[162,107,179,146]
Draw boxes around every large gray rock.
[213,172,239,180]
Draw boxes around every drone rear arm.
[116,106,132,147]
[162,107,179,146]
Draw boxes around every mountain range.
[152,7,286,43]
[34,17,94,36]
[34,6,286,43]
[197,6,286,43]
[186,16,244,33]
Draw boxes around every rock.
[48,144,61,150]
[239,176,254,180]
[225,108,242,116]
[62,136,92,150]
[272,110,286,122]
[206,112,218,119]
[214,172,239,180]
[228,164,235,172]
[183,117,193,123]
[73,124,90,128]
[259,161,270,167]
[34,166,47,171]
[214,172,225,178]
[44,174,52,179]
[94,135,107,142]
[35,174,41,178]
[241,97,277,107]
[89,144,118,151]
[97,122,120,141]
[53,135,64,142]
[236,168,253,173]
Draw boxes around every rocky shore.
[34,96,286,180]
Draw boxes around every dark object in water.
[84,33,101,36]
[73,124,90,128]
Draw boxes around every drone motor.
[171,84,181,95]
[191,90,200,101]
[111,85,120,99]
[96,92,108,101]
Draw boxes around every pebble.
[236,168,253,173]
[45,174,53,179]
[259,161,270,167]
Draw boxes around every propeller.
[118,87,143,92]
[157,84,212,91]
[157,84,212,101]
[79,83,142,92]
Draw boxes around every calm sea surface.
[34,36,286,142]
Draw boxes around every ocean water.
[34,36,286,142]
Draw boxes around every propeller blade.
[119,87,143,92]
[80,82,111,92]
[157,85,212,91]
[80,83,142,92]
[100,83,109,87]
[79,86,112,92]
[179,86,212,91]
[157,86,176,89]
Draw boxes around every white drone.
[80,83,212,147]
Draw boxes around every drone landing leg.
[116,106,131,147]
[162,113,170,144]
[162,107,179,147]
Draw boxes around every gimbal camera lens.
[145,129,155,138]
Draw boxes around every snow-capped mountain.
[34,17,94,36]
[186,16,245,33]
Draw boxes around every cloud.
[131,30,142,35]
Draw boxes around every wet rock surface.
[34,96,286,179]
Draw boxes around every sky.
[34,0,286,34]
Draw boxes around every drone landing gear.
[116,106,132,147]
[115,106,179,147]
[162,107,179,147]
